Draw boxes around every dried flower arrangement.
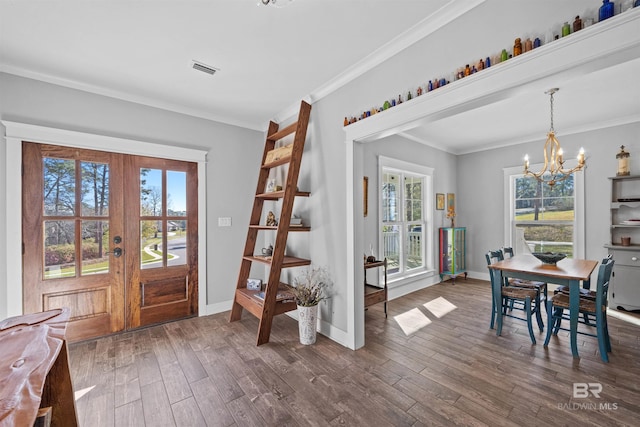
[446,206,456,227]
[287,266,331,307]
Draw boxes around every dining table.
[488,254,599,358]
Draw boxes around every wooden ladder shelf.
[229,101,312,345]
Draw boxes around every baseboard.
[201,300,233,316]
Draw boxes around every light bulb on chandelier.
[523,88,586,187]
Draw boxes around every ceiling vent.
[192,61,219,76]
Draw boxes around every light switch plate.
[218,217,232,227]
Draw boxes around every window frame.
[378,156,434,284]
[503,160,585,258]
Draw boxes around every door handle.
[107,247,123,258]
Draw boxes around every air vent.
[192,61,219,76]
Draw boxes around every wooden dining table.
[488,254,599,358]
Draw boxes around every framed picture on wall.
[447,193,455,212]
[436,193,445,210]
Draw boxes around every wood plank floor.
[68,278,640,426]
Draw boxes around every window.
[379,157,433,279]
[504,162,584,258]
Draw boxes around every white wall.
[0,72,263,320]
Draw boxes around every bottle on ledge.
[599,0,615,21]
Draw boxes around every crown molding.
[0,64,264,132]
[272,0,486,124]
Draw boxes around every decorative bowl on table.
[532,252,566,265]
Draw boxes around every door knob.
[632,256,638,262]
[113,236,122,244]
[107,247,123,257]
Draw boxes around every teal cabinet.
[439,227,467,282]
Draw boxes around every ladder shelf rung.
[255,190,310,200]
[249,225,311,232]
[243,255,311,267]
[267,122,298,142]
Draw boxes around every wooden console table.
[0,308,78,427]
[364,258,388,317]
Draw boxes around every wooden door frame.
[2,121,207,319]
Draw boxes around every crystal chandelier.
[523,88,585,187]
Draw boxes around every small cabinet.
[364,258,388,317]
[605,175,640,312]
[439,227,467,283]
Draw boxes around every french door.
[22,142,198,342]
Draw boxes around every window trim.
[378,156,434,283]
[503,160,585,258]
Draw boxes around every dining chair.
[486,250,544,344]
[553,254,613,325]
[543,257,615,362]
[502,247,548,311]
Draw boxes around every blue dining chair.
[502,247,547,310]
[486,250,544,344]
[544,257,615,362]
[552,254,613,325]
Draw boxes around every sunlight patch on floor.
[74,385,95,401]
[607,308,640,327]
[394,308,432,335]
[423,296,457,318]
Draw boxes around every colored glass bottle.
[573,16,582,32]
[524,38,532,52]
[427,80,433,91]
[383,100,391,110]
[599,0,614,21]
[407,91,412,101]
[513,38,522,56]
[533,37,542,48]
[501,49,508,62]
[485,56,491,68]
[562,22,570,37]
[464,64,471,76]
[635,0,640,6]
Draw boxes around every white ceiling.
[1,0,639,154]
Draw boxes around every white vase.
[297,304,318,345]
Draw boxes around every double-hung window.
[504,163,584,258]
[379,157,433,279]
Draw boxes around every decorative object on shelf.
[599,0,615,21]
[446,193,455,227]
[532,252,567,265]
[621,236,632,246]
[287,267,331,345]
[247,278,262,291]
[562,22,571,37]
[513,38,522,56]
[436,193,445,210]
[573,15,583,32]
[523,88,586,187]
[266,211,278,226]
[261,245,273,256]
[266,178,276,193]
[616,145,630,176]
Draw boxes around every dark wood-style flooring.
[68,278,640,426]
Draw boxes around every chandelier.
[523,88,585,187]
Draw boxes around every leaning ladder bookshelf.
[229,100,312,345]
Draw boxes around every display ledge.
[611,202,640,209]
[604,244,640,250]
[344,9,640,143]
[255,190,310,200]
